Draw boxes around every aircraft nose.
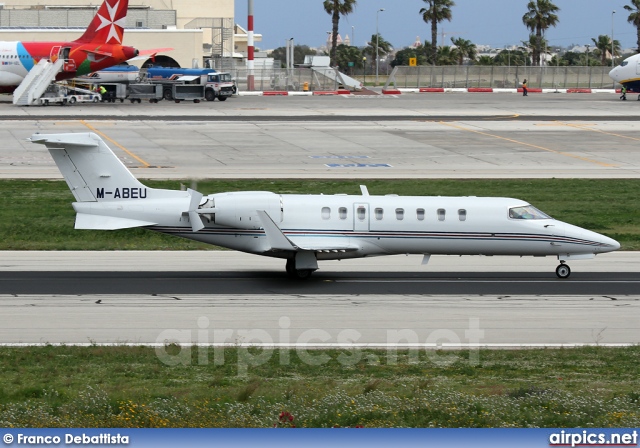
[598,234,620,253]
[609,67,619,81]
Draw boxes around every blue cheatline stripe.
[150,226,607,248]
[16,42,34,71]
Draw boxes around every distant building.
[0,0,259,70]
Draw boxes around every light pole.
[585,44,590,67]
[376,8,384,86]
[612,10,616,68]
[363,56,366,86]
[352,26,355,47]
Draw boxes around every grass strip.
[0,345,638,427]
[1,178,639,250]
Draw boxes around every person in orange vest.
[522,79,528,97]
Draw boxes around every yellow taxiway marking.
[554,121,640,142]
[439,121,617,168]
[80,121,152,168]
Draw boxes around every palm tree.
[451,37,477,65]
[522,0,560,66]
[591,35,621,65]
[520,34,545,66]
[364,33,393,62]
[436,46,458,65]
[624,0,640,53]
[475,55,494,66]
[419,0,455,65]
[323,0,357,67]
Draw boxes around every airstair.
[13,58,65,106]
[311,66,362,91]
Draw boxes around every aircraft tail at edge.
[74,0,129,45]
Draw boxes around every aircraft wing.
[128,47,175,61]
[138,47,174,56]
[256,210,359,253]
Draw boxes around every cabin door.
[353,203,370,232]
[50,46,61,62]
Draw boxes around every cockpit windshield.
[621,60,629,67]
[509,205,552,220]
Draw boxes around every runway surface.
[0,252,637,346]
[2,271,640,295]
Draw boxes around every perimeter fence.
[384,66,618,90]
[230,67,347,92]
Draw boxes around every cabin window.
[357,206,366,221]
[416,208,425,221]
[395,208,404,220]
[458,209,467,221]
[321,207,330,220]
[509,205,551,220]
[375,208,384,220]
[339,207,347,220]
[437,208,446,221]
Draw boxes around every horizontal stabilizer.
[29,134,99,148]
[75,213,156,230]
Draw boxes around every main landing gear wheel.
[285,259,314,279]
[556,263,571,279]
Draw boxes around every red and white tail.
[74,0,129,44]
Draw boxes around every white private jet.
[609,53,640,100]
[30,132,620,279]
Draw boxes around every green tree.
[624,0,640,53]
[493,49,527,66]
[519,34,546,65]
[323,0,357,67]
[334,44,364,73]
[364,33,392,72]
[591,35,621,66]
[522,0,560,66]
[419,0,455,65]
[475,55,494,66]
[450,37,477,65]
[436,45,458,65]
[390,46,428,67]
[269,45,318,68]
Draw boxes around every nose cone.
[599,234,621,253]
[609,66,621,82]
[563,222,620,253]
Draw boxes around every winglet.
[256,210,297,251]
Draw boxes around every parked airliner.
[30,133,620,279]
[609,53,640,100]
[0,0,139,93]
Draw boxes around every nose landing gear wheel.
[556,264,571,279]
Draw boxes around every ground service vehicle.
[145,67,234,101]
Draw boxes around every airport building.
[0,0,260,69]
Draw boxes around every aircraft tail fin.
[29,132,146,203]
[74,0,129,45]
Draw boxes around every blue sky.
[235,0,639,51]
